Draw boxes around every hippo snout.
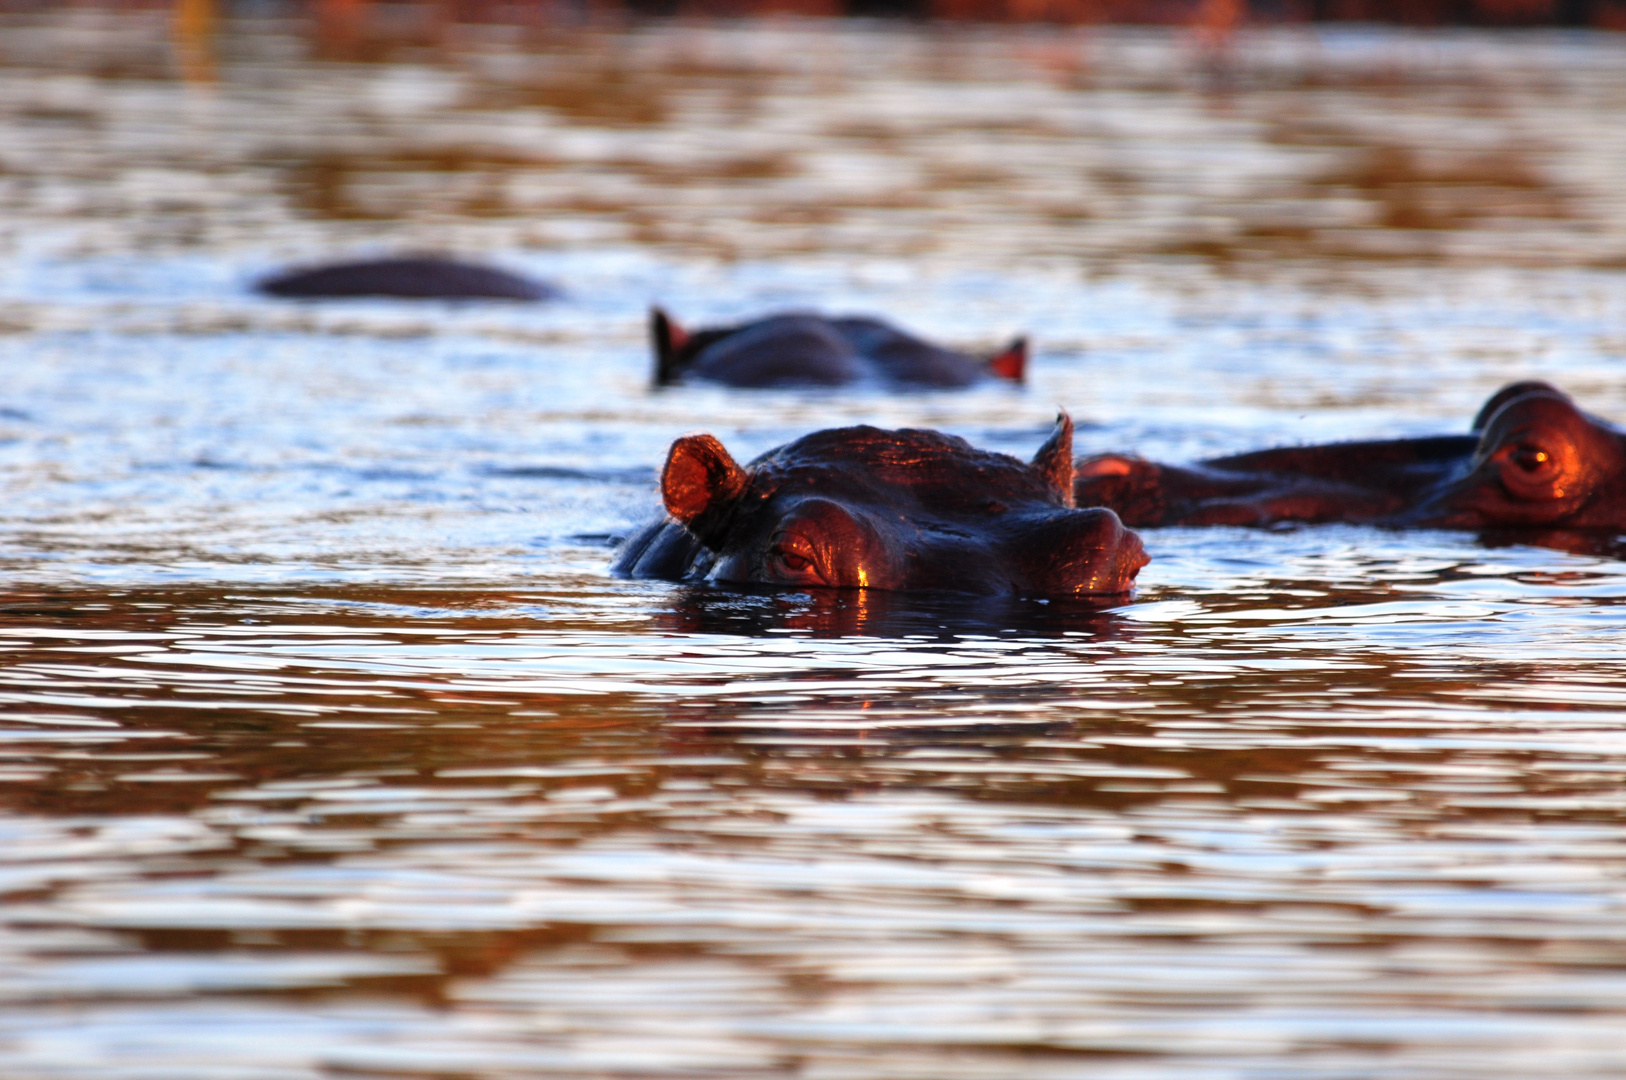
[1110,519,1152,584]
[1006,507,1148,599]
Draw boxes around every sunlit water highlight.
[2,11,1626,1078]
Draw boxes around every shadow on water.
[651,582,1135,640]
[1474,527,1626,560]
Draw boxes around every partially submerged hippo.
[258,256,557,300]
[651,308,1026,389]
[616,414,1147,600]
[1075,382,1626,532]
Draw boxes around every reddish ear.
[662,434,748,546]
[651,307,691,386]
[1031,411,1074,507]
[987,337,1026,383]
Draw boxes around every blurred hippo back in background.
[651,308,1026,389]
[258,256,559,301]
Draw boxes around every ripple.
[3,12,1626,1078]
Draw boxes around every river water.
[2,10,1626,1078]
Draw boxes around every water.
[3,10,1626,1077]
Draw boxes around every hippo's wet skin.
[258,256,557,300]
[616,414,1147,600]
[651,308,1026,389]
[1075,382,1626,533]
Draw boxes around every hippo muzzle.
[998,508,1149,599]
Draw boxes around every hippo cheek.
[1002,509,1148,599]
[1419,469,1566,528]
[893,537,1011,595]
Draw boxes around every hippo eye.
[1510,445,1550,472]
[767,534,823,582]
[1493,435,1574,503]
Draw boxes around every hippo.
[1074,381,1626,533]
[257,256,557,300]
[650,308,1027,389]
[615,414,1147,600]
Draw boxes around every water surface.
[2,11,1626,1077]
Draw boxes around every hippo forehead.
[743,426,1060,513]
[1477,389,1626,455]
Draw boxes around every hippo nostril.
[1002,507,1147,597]
[1123,530,1151,574]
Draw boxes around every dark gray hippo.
[258,256,557,301]
[616,414,1147,601]
[1074,382,1626,534]
[651,308,1026,389]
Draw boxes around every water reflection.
[653,583,1133,639]
[1,572,1625,1075]
[1475,527,1626,560]
[5,9,1626,1078]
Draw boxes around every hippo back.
[830,318,988,388]
[259,257,555,300]
[681,316,865,388]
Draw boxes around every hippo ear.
[662,434,749,547]
[1031,411,1075,507]
[987,336,1026,383]
[651,307,691,386]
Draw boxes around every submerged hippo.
[651,308,1027,389]
[616,414,1147,600]
[1075,381,1626,532]
[258,256,557,300]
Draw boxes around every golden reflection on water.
[2,566,1625,1074]
[3,8,1626,1078]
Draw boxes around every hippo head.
[659,415,1147,599]
[1420,382,1626,529]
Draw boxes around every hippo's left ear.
[663,434,750,548]
[1031,411,1075,507]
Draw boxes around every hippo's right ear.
[651,307,690,386]
[663,434,749,548]
[1031,411,1075,507]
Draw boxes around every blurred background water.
[2,7,1626,1077]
